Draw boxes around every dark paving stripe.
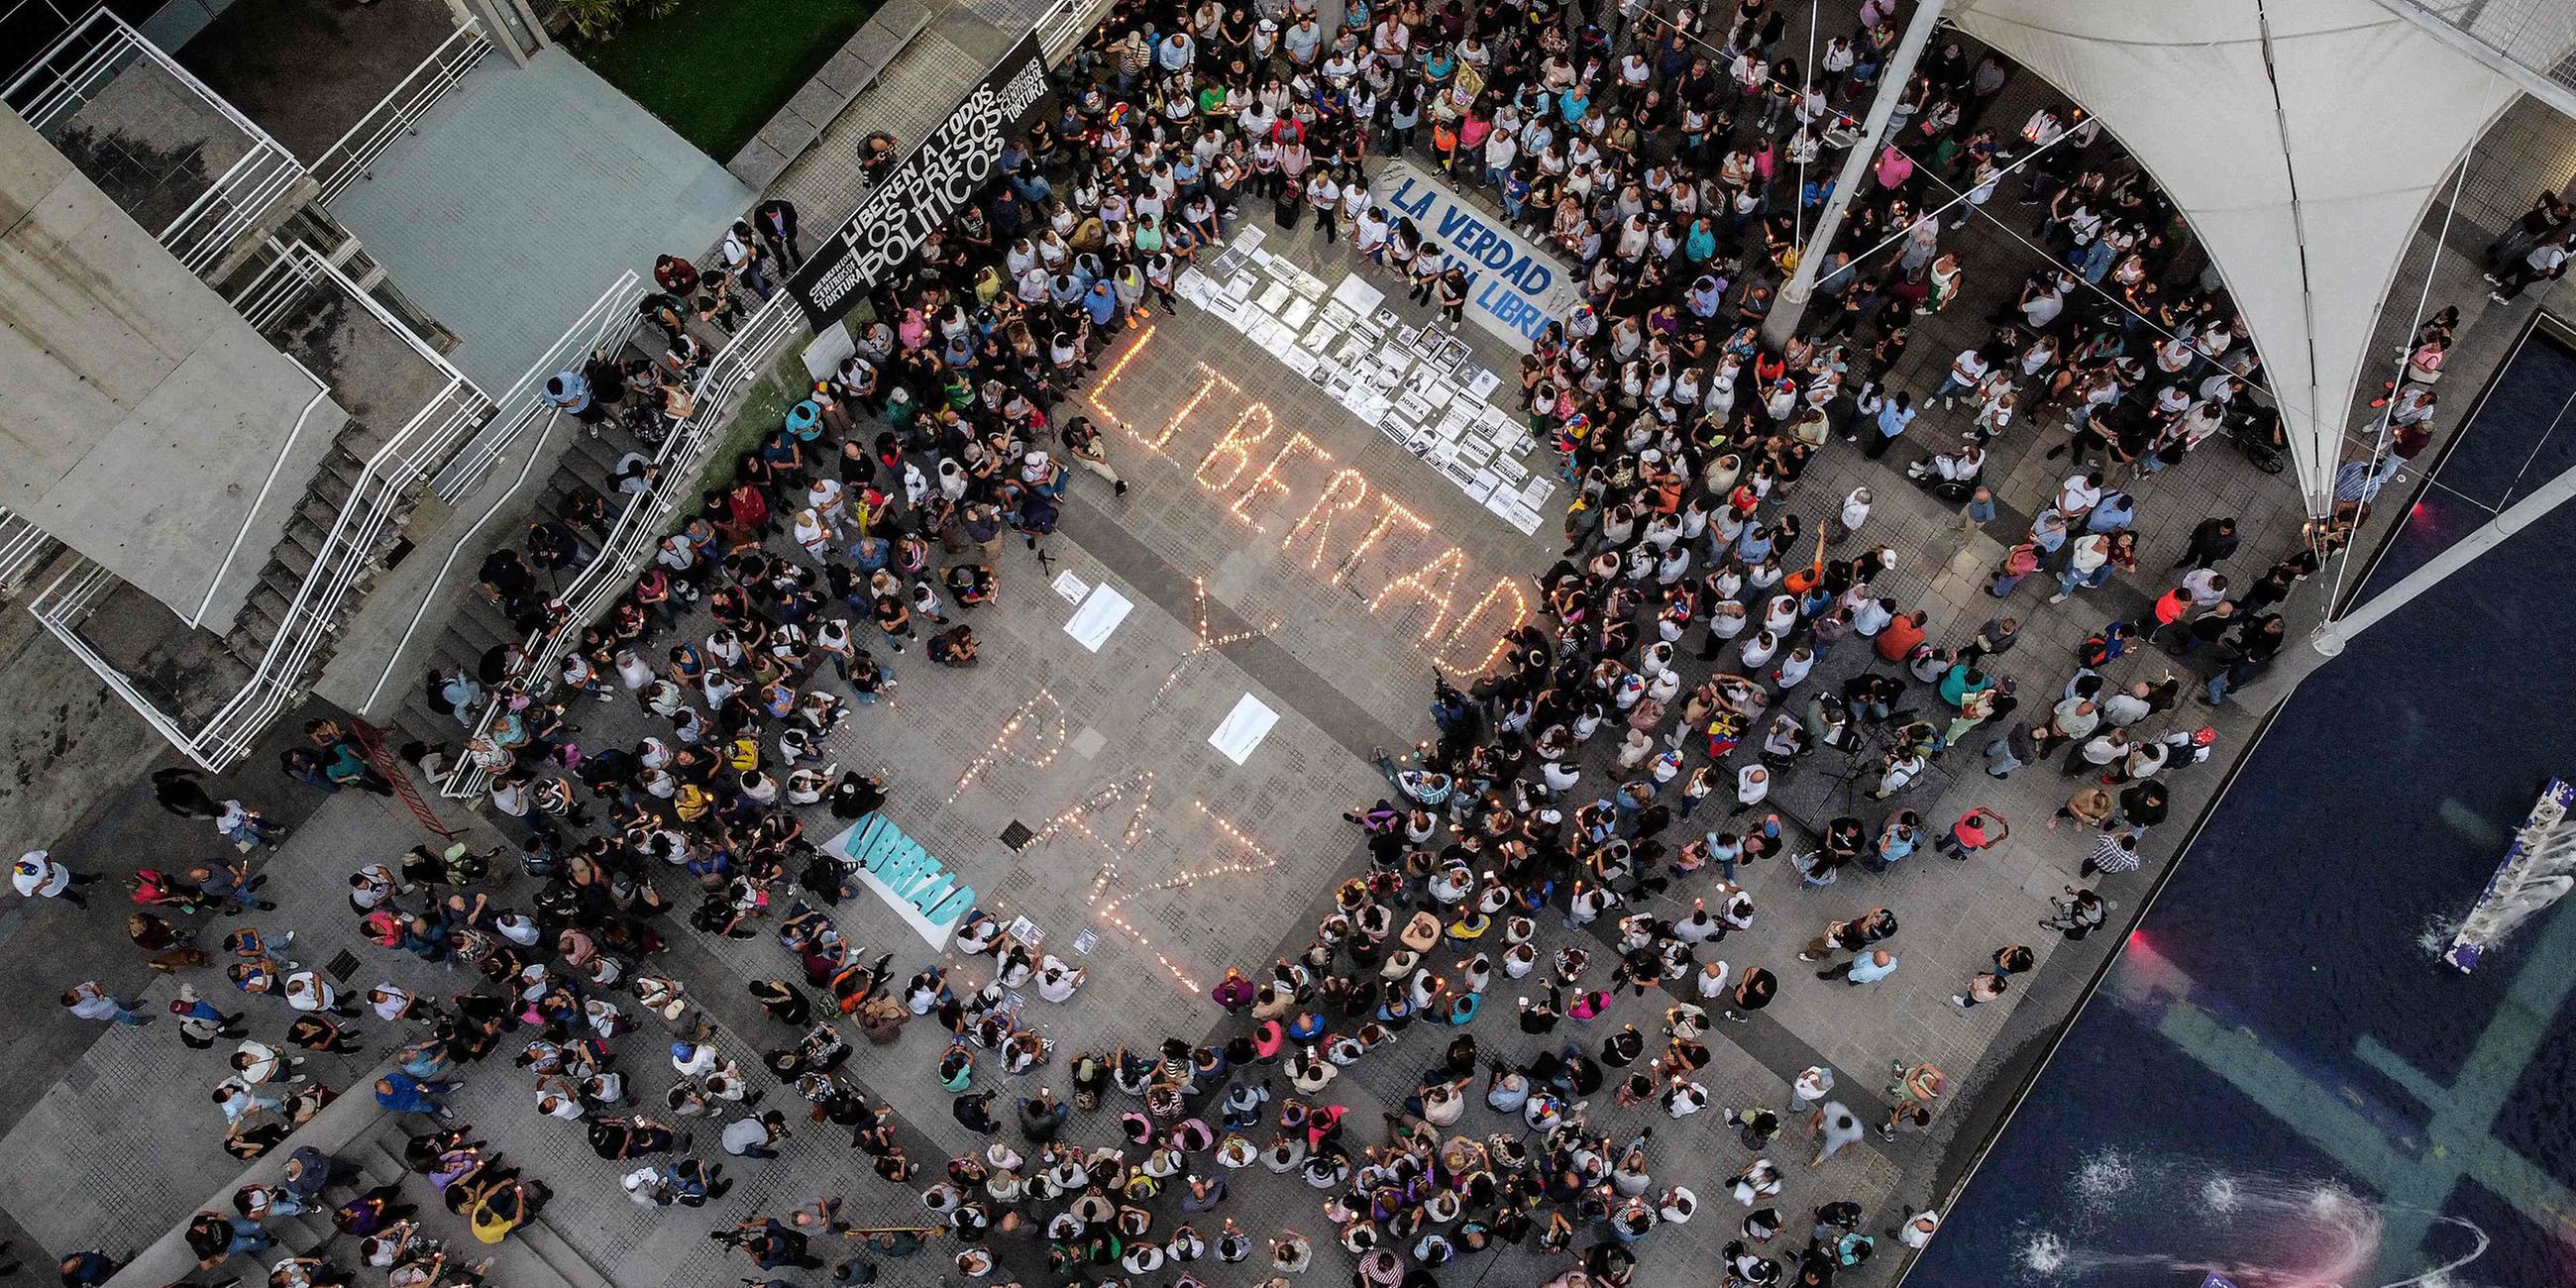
[1058,490,1414,762]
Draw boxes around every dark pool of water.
[1913,330,2576,1288]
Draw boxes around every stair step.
[247,582,293,628]
[221,629,268,667]
[310,468,357,511]
[271,537,318,580]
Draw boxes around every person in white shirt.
[1896,1210,1942,1248]
[2055,470,2105,520]
[1731,764,1771,814]
[2491,234,2570,302]
[13,849,95,907]
[1933,347,1990,409]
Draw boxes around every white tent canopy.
[1949,0,2522,515]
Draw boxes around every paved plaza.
[0,188,2314,1284]
[7,1,2534,1286]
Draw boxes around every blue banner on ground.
[825,813,976,946]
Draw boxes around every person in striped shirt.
[2084,829,2140,876]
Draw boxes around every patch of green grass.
[694,350,811,496]
[572,0,879,160]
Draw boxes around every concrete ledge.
[780,69,851,135]
[728,121,807,190]
[104,1062,396,1288]
[722,0,931,187]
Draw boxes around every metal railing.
[161,141,305,275]
[4,5,145,132]
[232,243,323,332]
[1034,0,1114,62]
[6,8,310,278]
[429,0,1114,800]
[350,270,644,714]
[439,292,805,800]
[27,557,209,759]
[187,383,334,628]
[311,18,493,206]
[432,268,644,502]
[31,238,497,770]
[0,505,60,598]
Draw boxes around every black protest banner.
[783,31,1051,331]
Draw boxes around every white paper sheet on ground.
[1464,367,1502,399]
[1255,282,1295,314]
[1330,273,1385,315]
[1279,298,1315,331]
[1437,404,1478,443]
[1051,570,1090,601]
[1208,694,1281,765]
[1231,226,1265,253]
[1282,347,1322,376]
[1062,584,1133,652]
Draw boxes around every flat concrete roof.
[0,108,342,629]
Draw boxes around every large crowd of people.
[35,0,2466,1286]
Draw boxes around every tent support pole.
[1762,0,1949,348]
[2233,454,2576,707]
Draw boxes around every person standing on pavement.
[754,199,802,269]
[2490,231,2571,303]
[2174,515,2239,570]
[1816,949,1898,986]
[14,849,99,908]
[62,981,153,1027]
[1863,392,1915,460]
[213,800,287,851]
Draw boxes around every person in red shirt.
[1876,609,1927,663]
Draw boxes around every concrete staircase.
[395,327,680,752]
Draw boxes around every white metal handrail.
[0,505,59,598]
[188,383,335,628]
[1035,0,1113,62]
[433,269,643,502]
[161,142,304,275]
[359,269,646,719]
[34,237,497,769]
[440,293,804,800]
[191,376,496,764]
[311,19,492,205]
[3,9,140,130]
[7,9,311,279]
[431,3,1112,799]
[8,8,295,150]
[29,558,206,757]
[232,245,323,332]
